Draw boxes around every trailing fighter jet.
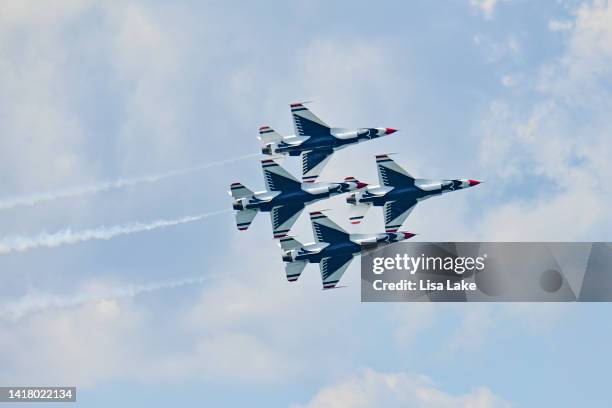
[279,211,416,289]
[230,159,367,239]
[258,102,397,183]
[346,154,481,232]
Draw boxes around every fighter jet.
[230,159,367,239]
[279,211,416,289]
[258,102,397,183]
[346,154,481,232]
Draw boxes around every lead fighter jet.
[258,103,397,183]
[279,211,416,289]
[346,154,481,232]
[230,159,367,239]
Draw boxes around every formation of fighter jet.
[258,102,396,183]
[280,211,415,289]
[346,154,480,232]
[230,158,367,238]
[230,103,480,289]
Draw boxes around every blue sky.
[1,0,612,407]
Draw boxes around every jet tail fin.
[258,126,283,144]
[235,209,258,231]
[349,202,371,225]
[230,182,254,199]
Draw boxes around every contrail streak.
[0,209,230,255]
[0,153,258,211]
[0,275,218,321]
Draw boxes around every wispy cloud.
[293,368,511,408]
[469,0,505,20]
[0,275,217,321]
[0,153,257,211]
[0,209,229,255]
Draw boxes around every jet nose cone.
[385,128,398,135]
[344,176,368,189]
[468,180,481,186]
[402,232,417,239]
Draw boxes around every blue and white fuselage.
[346,154,481,232]
[283,232,413,264]
[230,159,367,239]
[264,127,393,157]
[237,181,357,213]
[352,178,477,207]
[279,211,416,289]
[258,103,397,183]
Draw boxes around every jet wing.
[320,255,354,289]
[309,211,350,244]
[376,154,415,187]
[301,149,333,183]
[261,159,301,192]
[270,204,305,238]
[384,199,417,233]
[291,103,335,143]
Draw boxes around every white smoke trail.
[0,275,219,321]
[0,153,258,211]
[0,209,230,255]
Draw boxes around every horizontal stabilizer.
[230,182,254,199]
[279,236,303,251]
[235,209,258,231]
[349,203,371,225]
[286,260,308,282]
[258,126,283,144]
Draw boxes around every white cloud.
[102,3,194,172]
[475,185,607,240]
[0,1,95,192]
[539,1,612,99]
[473,34,521,64]
[445,303,571,353]
[469,0,506,20]
[293,368,511,408]
[0,0,92,31]
[390,303,440,346]
[476,0,612,240]
[0,297,144,386]
[500,74,518,87]
[548,19,573,32]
